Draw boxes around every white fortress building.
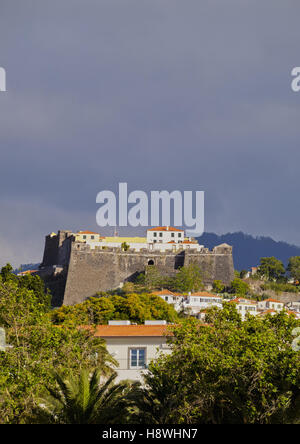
[74,226,203,252]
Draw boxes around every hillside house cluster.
[87,294,300,382]
[152,290,300,321]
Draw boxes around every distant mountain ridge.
[196,232,300,271]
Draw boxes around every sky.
[0,0,300,267]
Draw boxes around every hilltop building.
[38,226,235,306]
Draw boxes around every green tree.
[18,274,51,310]
[287,256,300,282]
[212,280,225,293]
[137,314,300,424]
[258,257,285,281]
[229,278,250,295]
[0,263,18,283]
[38,369,135,424]
[0,278,114,424]
[130,361,184,424]
[172,264,203,293]
[144,265,164,290]
[121,242,130,251]
[52,293,178,326]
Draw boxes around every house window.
[130,348,146,369]
[171,233,174,237]
[159,232,163,237]
[83,235,86,240]
[178,233,182,238]
[153,232,157,237]
[91,235,94,240]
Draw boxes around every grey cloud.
[0,0,300,266]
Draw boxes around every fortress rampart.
[39,230,235,306]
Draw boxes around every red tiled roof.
[191,292,219,298]
[263,298,283,303]
[148,226,184,232]
[182,240,197,244]
[78,230,99,235]
[258,309,277,315]
[152,289,174,296]
[230,298,256,305]
[85,325,171,337]
[19,270,38,275]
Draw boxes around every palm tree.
[129,367,183,424]
[38,368,136,424]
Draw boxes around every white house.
[230,298,258,320]
[257,298,284,312]
[147,226,203,252]
[75,230,102,243]
[286,301,300,311]
[91,320,172,382]
[182,292,223,314]
[147,226,184,244]
[152,289,184,311]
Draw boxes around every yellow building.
[104,236,147,244]
[75,230,101,243]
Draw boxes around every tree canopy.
[51,293,178,326]
[258,257,285,281]
[137,309,300,424]
[0,268,115,424]
[287,256,300,282]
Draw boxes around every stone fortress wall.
[39,230,235,306]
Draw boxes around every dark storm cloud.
[0,0,300,265]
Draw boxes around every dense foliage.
[51,293,178,326]
[229,278,250,295]
[135,264,203,293]
[0,268,116,424]
[1,263,300,424]
[137,307,300,424]
[287,256,300,282]
[257,257,285,281]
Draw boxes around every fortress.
[38,227,235,306]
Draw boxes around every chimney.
[108,320,131,325]
[144,320,167,325]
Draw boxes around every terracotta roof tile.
[263,298,283,303]
[152,289,174,296]
[148,226,184,232]
[87,325,171,337]
[191,292,219,297]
